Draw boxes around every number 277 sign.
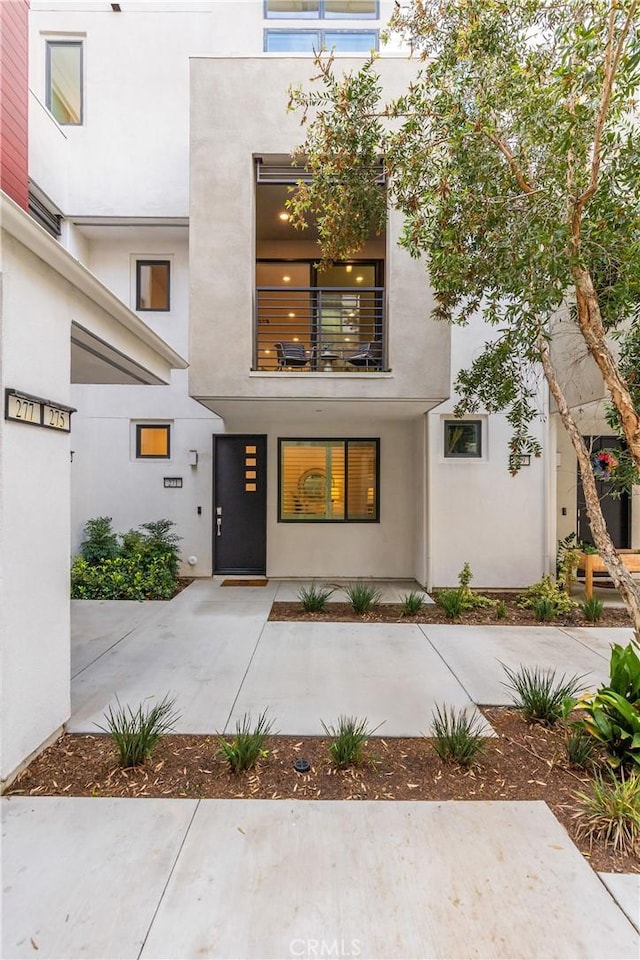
[4,389,75,433]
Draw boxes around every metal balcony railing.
[253,287,386,372]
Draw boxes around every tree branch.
[574,0,639,216]
[482,130,536,195]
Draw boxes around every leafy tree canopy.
[288,0,640,472]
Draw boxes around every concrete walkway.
[2,580,639,959]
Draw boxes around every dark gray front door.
[213,435,267,574]
[577,435,630,548]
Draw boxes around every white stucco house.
[2,0,634,785]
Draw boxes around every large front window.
[279,439,379,521]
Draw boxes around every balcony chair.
[345,341,383,370]
[274,341,308,370]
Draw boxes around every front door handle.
[216,517,222,537]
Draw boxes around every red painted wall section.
[1,0,30,209]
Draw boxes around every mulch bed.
[7,708,637,875]
[269,592,633,627]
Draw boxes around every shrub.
[344,581,382,615]
[70,553,176,600]
[565,729,595,770]
[532,597,557,622]
[501,663,586,725]
[120,528,148,558]
[581,596,604,623]
[80,516,120,565]
[518,575,576,617]
[217,710,274,773]
[574,771,640,855]
[97,694,180,767]
[430,705,487,767]
[495,600,507,619]
[574,644,640,770]
[298,582,334,613]
[400,589,426,616]
[321,715,382,768]
[437,588,465,619]
[139,519,182,579]
[457,562,494,609]
[72,516,181,600]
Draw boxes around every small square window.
[136,260,170,311]
[46,41,83,125]
[136,424,170,459]
[444,421,482,458]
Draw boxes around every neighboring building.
[1,0,186,787]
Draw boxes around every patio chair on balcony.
[274,342,308,370]
[345,341,383,370]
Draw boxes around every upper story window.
[136,260,171,311]
[46,41,83,125]
[265,29,378,51]
[265,0,378,17]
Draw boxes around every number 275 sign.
[5,389,75,433]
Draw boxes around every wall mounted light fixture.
[188,449,198,467]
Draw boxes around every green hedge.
[71,554,176,600]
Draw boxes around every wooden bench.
[578,550,640,599]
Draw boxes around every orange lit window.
[136,424,170,459]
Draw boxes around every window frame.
[46,40,83,126]
[264,0,379,19]
[264,28,379,52]
[443,420,483,459]
[135,259,171,312]
[135,424,171,460]
[278,437,380,523]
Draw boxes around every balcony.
[254,286,386,372]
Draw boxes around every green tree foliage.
[288,0,640,634]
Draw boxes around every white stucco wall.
[1,196,184,786]
[70,371,221,577]
[428,317,548,589]
[1,234,71,783]
[259,418,419,579]
[189,56,449,407]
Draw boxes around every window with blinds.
[279,439,379,521]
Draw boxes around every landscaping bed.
[269,592,633,627]
[7,707,638,875]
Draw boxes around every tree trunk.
[539,338,640,643]
[573,269,640,473]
